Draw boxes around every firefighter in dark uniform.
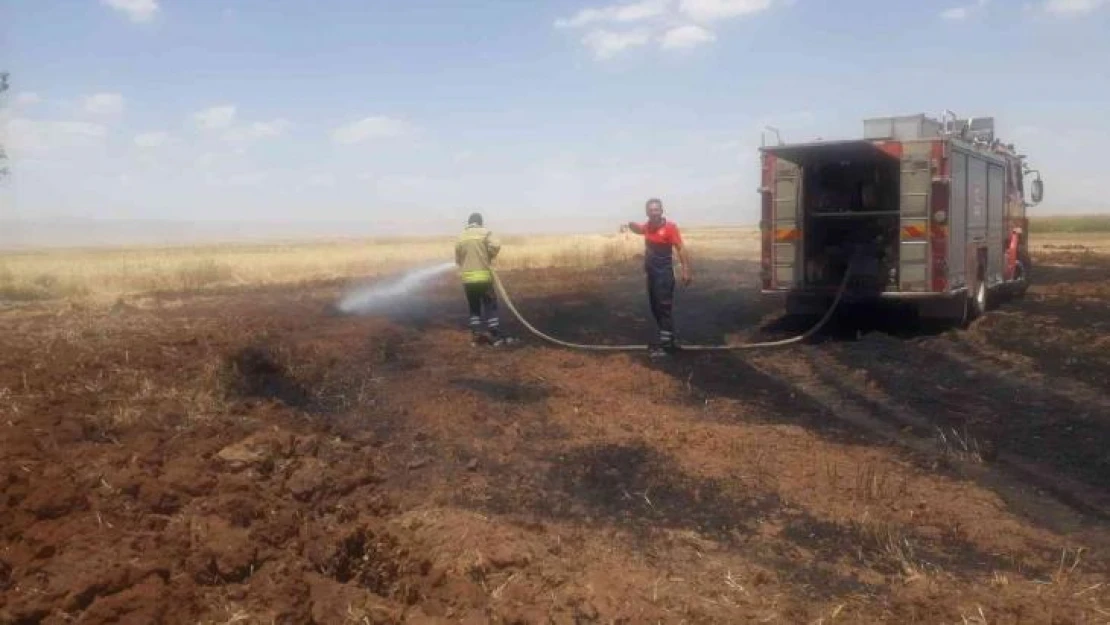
[626,198,693,357]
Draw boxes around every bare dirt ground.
[2,247,1109,624]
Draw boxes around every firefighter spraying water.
[456,212,518,347]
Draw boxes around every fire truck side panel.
[966,153,989,285]
[948,149,969,290]
[987,161,1007,284]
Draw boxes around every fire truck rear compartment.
[789,142,902,292]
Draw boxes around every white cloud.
[101,0,159,23]
[555,0,671,28]
[4,118,108,156]
[13,92,42,108]
[222,119,290,144]
[83,93,125,116]
[1042,0,1106,14]
[660,24,717,48]
[331,116,411,145]
[557,0,771,56]
[133,131,169,148]
[192,105,237,130]
[941,0,989,20]
[678,0,772,22]
[582,29,652,58]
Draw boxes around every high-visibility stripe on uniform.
[461,269,492,283]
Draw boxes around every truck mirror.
[1031,178,1044,204]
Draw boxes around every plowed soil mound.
[2,250,1108,624]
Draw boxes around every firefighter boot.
[649,331,678,358]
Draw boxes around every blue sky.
[2,0,1109,234]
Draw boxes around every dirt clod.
[286,458,328,501]
[190,517,260,585]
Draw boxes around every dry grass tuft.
[960,605,989,625]
[853,462,906,502]
[850,513,934,583]
[934,426,984,464]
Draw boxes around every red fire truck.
[758,112,1044,324]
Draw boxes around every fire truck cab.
[758,112,1044,324]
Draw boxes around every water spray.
[336,261,455,315]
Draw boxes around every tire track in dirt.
[748,348,1110,528]
[921,332,1110,414]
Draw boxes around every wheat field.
[2,219,1103,304]
[0,228,761,303]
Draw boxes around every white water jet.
[336,261,455,315]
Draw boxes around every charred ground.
[1,247,1108,624]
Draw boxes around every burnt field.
[2,246,1109,624]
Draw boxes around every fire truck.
[758,112,1044,324]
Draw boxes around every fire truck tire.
[956,293,971,328]
[1015,250,1032,295]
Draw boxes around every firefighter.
[456,212,516,346]
[626,198,693,357]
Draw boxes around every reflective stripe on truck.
[899,141,933,292]
[772,158,801,288]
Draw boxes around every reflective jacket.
[455,225,501,284]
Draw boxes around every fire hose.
[490,260,854,352]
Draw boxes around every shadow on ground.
[465,439,1045,601]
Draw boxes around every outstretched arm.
[626,221,644,235]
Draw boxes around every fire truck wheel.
[945,294,971,329]
[1015,250,1032,295]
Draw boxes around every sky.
[2,0,1109,235]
